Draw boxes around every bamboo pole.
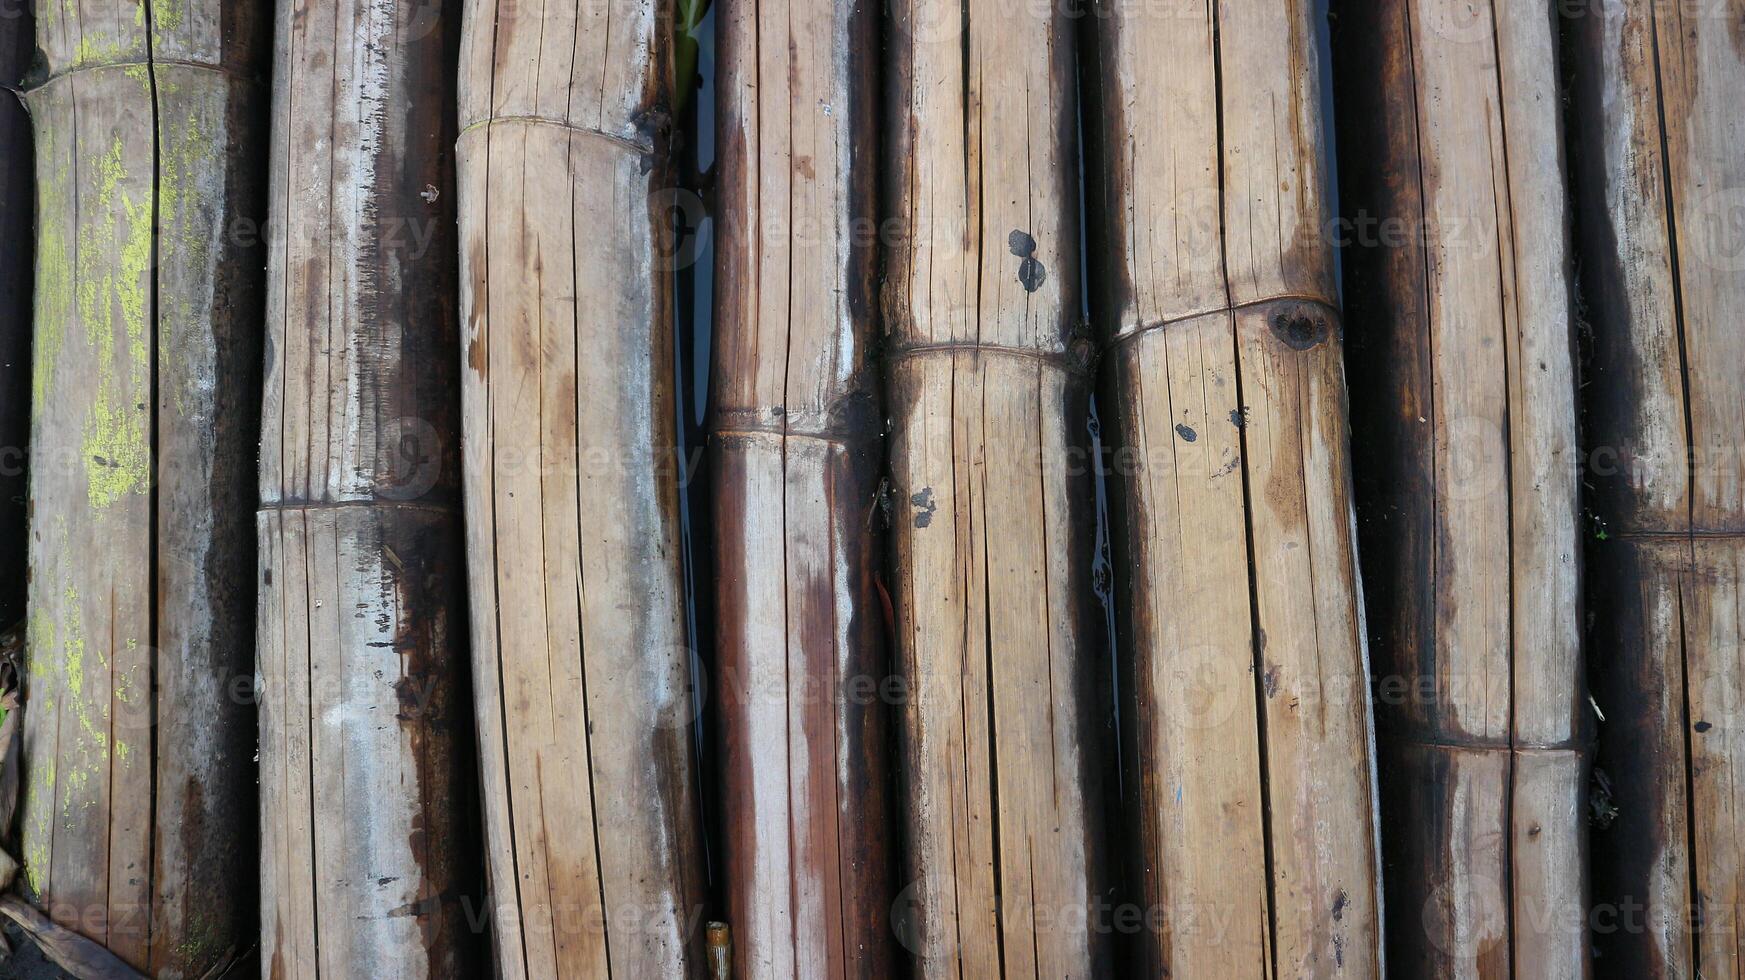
[1333,2,1587,975]
[710,0,894,975]
[17,1,266,972]
[257,0,477,974]
[1566,1,1745,975]
[0,2,29,634]
[1079,1,1382,976]
[882,1,1112,975]
[456,0,710,975]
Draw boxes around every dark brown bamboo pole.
[1334,1,1588,975]
[18,0,266,973]
[882,1,1111,975]
[456,0,710,975]
[710,0,894,975]
[1566,1,1745,975]
[257,0,477,974]
[0,0,29,634]
[1080,1,1382,976]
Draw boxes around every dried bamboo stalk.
[1566,1,1745,975]
[257,0,476,975]
[456,0,709,975]
[0,2,29,633]
[882,1,1111,975]
[19,1,266,973]
[710,0,893,975]
[1334,1,1587,975]
[1081,1,1382,976]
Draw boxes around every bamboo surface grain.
[1081,1,1382,976]
[257,0,476,975]
[1334,1,1588,976]
[882,0,1113,975]
[0,1,30,633]
[710,0,894,975]
[19,0,266,974]
[1567,0,1745,976]
[456,0,710,975]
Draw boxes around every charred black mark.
[1331,889,1348,921]
[1174,423,1197,443]
[1008,229,1046,292]
[1694,720,1713,733]
[910,487,937,528]
[1229,407,1248,429]
[1270,311,1328,351]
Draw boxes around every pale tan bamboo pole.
[882,0,1112,975]
[709,0,894,975]
[456,0,710,975]
[1334,1,1588,975]
[1566,0,1745,975]
[1080,1,1383,976]
[18,0,266,972]
[257,0,477,974]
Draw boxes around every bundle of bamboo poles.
[710,0,894,974]
[12,1,266,973]
[1081,0,1383,975]
[257,0,476,973]
[455,0,709,975]
[1335,1,1588,975]
[1567,1,1745,975]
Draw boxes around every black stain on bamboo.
[910,487,936,528]
[1174,423,1197,443]
[1270,310,1329,351]
[1008,229,1046,292]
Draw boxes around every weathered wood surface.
[257,0,476,975]
[710,0,893,975]
[1567,0,1745,976]
[1334,1,1587,975]
[19,0,266,974]
[1081,1,1382,976]
[882,0,1112,974]
[0,0,30,633]
[456,0,709,975]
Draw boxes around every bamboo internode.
[1568,1,1745,975]
[1335,1,1588,974]
[710,0,895,975]
[1082,1,1382,976]
[19,1,267,972]
[257,0,477,974]
[456,0,709,975]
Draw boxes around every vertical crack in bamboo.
[1566,0,1745,976]
[709,0,895,975]
[19,0,267,973]
[456,0,710,975]
[257,0,478,975]
[1334,1,1589,975]
[0,0,32,636]
[1082,0,1383,976]
[882,0,1112,975]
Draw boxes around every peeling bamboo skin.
[1082,1,1381,976]
[883,0,1112,975]
[710,0,895,975]
[258,0,476,975]
[1333,1,1587,976]
[456,0,709,976]
[0,4,30,631]
[20,1,267,974]
[1566,1,1745,976]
